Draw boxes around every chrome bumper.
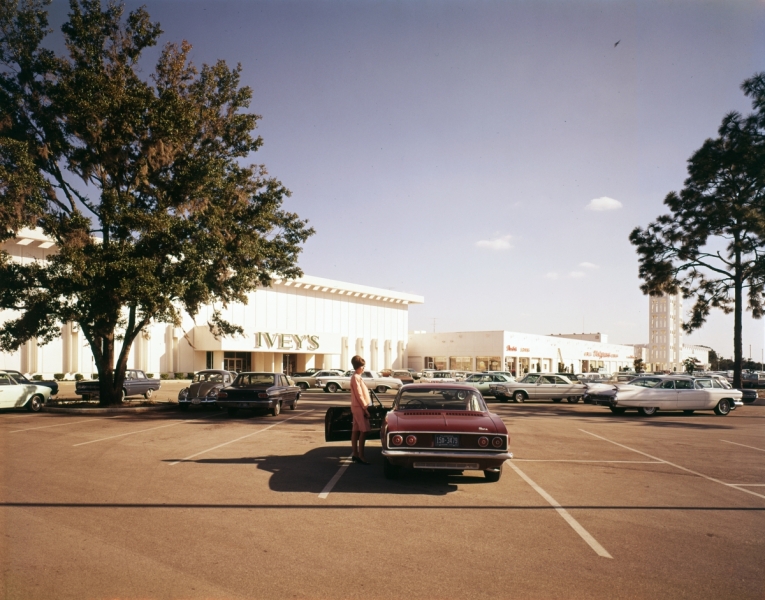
[383,449,513,461]
[216,400,275,408]
[179,397,218,405]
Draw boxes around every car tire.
[290,398,297,410]
[144,388,153,399]
[383,457,401,479]
[178,403,190,410]
[227,407,239,417]
[121,388,127,403]
[553,398,562,403]
[638,406,658,416]
[683,410,695,415]
[26,394,44,412]
[513,391,525,403]
[297,382,308,391]
[376,386,388,394]
[609,407,626,415]
[484,464,502,482]
[714,399,731,416]
[326,382,340,393]
[270,401,281,416]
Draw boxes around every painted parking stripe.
[721,440,765,452]
[318,456,354,499]
[11,418,112,433]
[513,460,660,464]
[508,461,613,558]
[581,429,765,500]
[72,413,226,446]
[168,411,311,465]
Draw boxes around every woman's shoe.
[357,457,370,465]
[351,455,360,463]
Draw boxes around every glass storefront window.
[425,356,448,370]
[476,356,501,371]
[450,356,472,370]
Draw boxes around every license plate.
[239,403,249,408]
[434,434,459,448]
[191,399,201,405]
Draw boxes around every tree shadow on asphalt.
[172,445,494,495]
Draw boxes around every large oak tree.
[630,73,765,388]
[0,0,314,404]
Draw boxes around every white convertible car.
[584,375,743,416]
[0,371,52,412]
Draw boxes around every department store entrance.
[282,354,297,375]
[223,352,251,373]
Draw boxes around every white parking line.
[513,460,660,464]
[581,429,765,500]
[11,418,111,433]
[507,461,613,558]
[318,456,353,499]
[168,411,311,465]
[721,440,765,452]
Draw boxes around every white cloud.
[568,271,586,278]
[545,272,559,279]
[476,234,513,250]
[585,196,622,211]
[579,262,599,269]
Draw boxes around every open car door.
[324,391,389,442]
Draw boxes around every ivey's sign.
[254,332,320,351]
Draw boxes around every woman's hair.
[351,355,366,370]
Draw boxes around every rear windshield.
[395,389,486,412]
[234,374,274,386]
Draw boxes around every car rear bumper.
[180,397,218,405]
[216,400,276,409]
[382,449,512,470]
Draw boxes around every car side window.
[137,371,146,379]
[540,376,556,384]
[524,374,540,383]
[362,372,372,378]
[675,380,693,389]
[695,379,713,389]
[553,376,568,384]
[0,374,10,386]
[711,379,723,388]
[659,380,675,389]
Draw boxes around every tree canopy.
[629,73,765,388]
[0,0,314,404]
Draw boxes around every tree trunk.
[733,248,743,389]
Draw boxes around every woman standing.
[349,355,371,464]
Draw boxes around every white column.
[370,339,378,370]
[384,340,392,369]
[273,352,283,373]
[514,356,519,377]
[341,338,348,371]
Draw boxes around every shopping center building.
[0,229,423,377]
[0,229,709,378]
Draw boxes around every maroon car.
[380,384,511,481]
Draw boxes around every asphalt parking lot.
[1,393,763,599]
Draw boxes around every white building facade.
[0,229,423,377]
[647,294,709,371]
[407,331,637,376]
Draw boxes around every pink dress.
[350,373,371,433]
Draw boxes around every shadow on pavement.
[173,445,496,495]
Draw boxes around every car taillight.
[258,392,268,398]
[492,437,503,448]
[478,436,489,447]
[391,435,403,446]
[217,392,227,398]
[406,435,417,446]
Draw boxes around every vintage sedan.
[0,371,51,412]
[178,370,237,409]
[291,369,344,390]
[489,373,586,403]
[458,373,515,397]
[380,384,512,481]
[585,375,743,416]
[324,390,389,441]
[4,370,59,396]
[216,372,300,416]
[315,370,404,394]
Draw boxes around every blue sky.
[46,0,765,358]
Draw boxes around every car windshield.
[395,388,486,411]
[630,378,661,388]
[193,372,224,383]
[233,374,275,386]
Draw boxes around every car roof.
[400,383,479,391]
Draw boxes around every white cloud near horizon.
[579,262,599,269]
[476,234,513,250]
[585,196,622,211]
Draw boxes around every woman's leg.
[351,430,359,457]
[358,431,367,459]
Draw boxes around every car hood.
[189,381,222,397]
[388,411,505,434]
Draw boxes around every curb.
[43,403,177,414]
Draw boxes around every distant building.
[647,294,708,371]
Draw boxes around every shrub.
[146,373,154,378]
[186,372,194,379]
[54,373,65,381]
[91,373,99,379]
[32,374,43,381]
[160,373,169,380]
[74,373,84,381]
[174,372,184,380]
